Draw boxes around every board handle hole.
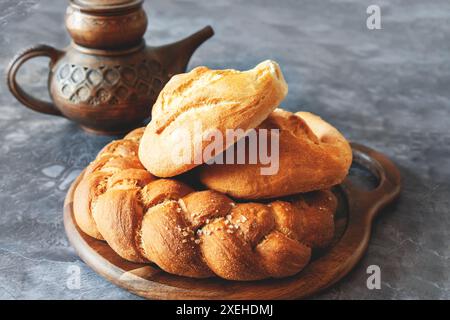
[347,160,380,191]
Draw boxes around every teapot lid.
[70,0,143,13]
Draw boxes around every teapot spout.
[158,26,214,76]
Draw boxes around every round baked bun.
[138,60,288,177]
[199,109,352,199]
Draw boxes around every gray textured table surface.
[0,0,449,300]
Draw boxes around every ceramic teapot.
[7,0,214,134]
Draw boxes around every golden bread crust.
[199,109,352,199]
[138,60,288,177]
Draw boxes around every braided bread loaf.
[74,128,338,280]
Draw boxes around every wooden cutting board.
[63,143,401,300]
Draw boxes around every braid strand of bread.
[73,128,337,280]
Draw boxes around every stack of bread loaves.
[73,60,352,280]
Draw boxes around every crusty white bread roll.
[138,60,288,177]
[199,109,352,199]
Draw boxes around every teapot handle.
[7,44,64,116]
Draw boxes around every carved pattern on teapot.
[55,59,167,107]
